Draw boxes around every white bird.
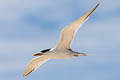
[23,3,99,77]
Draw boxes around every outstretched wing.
[23,56,49,77]
[56,3,99,49]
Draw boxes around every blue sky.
[0,0,120,80]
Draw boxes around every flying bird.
[23,3,99,77]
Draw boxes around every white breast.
[46,49,73,59]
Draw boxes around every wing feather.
[23,56,49,77]
[56,3,99,49]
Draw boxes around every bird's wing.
[23,56,49,77]
[56,3,99,49]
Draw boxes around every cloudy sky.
[0,0,120,80]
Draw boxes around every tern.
[23,3,99,77]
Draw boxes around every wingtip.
[22,72,29,77]
[22,69,34,77]
[96,2,101,8]
[95,0,101,8]
[92,2,100,12]
[22,72,28,77]
[22,67,34,77]
[84,2,100,19]
[22,74,26,77]
[22,69,28,77]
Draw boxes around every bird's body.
[23,3,100,77]
[44,49,73,59]
[37,48,87,59]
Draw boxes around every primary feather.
[56,3,99,49]
[23,57,49,77]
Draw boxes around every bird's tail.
[32,52,43,56]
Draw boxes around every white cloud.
[0,1,120,80]
[0,0,119,23]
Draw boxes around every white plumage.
[23,3,99,77]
